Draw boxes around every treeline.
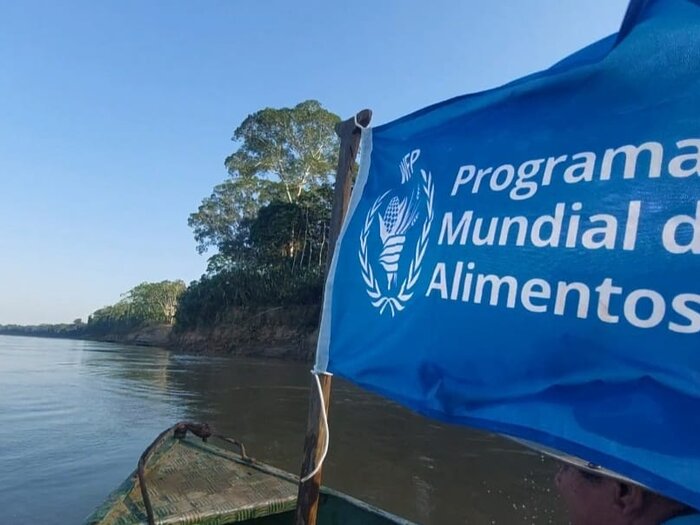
[175,267,323,330]
[0,280,186,339]
[2,100,340,342]
[87,280,186,335]
[0,321,87,339]
[176,100,341,330]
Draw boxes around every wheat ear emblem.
[359,156,434,317]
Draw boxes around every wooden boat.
[84,422,414,525]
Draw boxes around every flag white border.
[314,127,374,372]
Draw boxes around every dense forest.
[0,100,340,346]
[176,100,340,331]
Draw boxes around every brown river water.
[0,335,566,524]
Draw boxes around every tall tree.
[124,280,187,325]
[86,280,186,334]
[188,100,340,269]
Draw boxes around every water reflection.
[0,335,564,524]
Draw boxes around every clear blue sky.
[0,0,629,324]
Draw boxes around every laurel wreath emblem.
[359,169,434,316]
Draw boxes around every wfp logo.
[359,149,434,316]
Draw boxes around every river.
[0,335,564,524]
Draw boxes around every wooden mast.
[294,108,372,525]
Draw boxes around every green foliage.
[87,280,186,334]
[188,100,340,269]
[177,100,343,330]
[174,267,324,330]
[225,99,340,201]
[123,280,186,324]
[87,301,138,335]
[187,177,269,257]
[240,185,333,271]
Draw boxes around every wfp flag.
[315,0,700,509]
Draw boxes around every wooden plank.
[294,109,372,525]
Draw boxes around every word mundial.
[425,137,700,334]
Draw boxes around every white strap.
[300,371,331,482]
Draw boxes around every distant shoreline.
[0,324,171,347]
[0,305,320,361]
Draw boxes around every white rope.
[300,371,331,482]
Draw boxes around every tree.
[188,177,269,257]
[124,280,187,325]
[246,185,333,270]
[85,280,187,334]
[188,100,340,269]
[87,301,135,334]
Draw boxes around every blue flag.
[316,0,700,509]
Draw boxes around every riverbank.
[0,305,321,361]
[169,305,320,360]
[94,324,173,347]
[0,324,174,348]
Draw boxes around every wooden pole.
[294,108,372,525]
